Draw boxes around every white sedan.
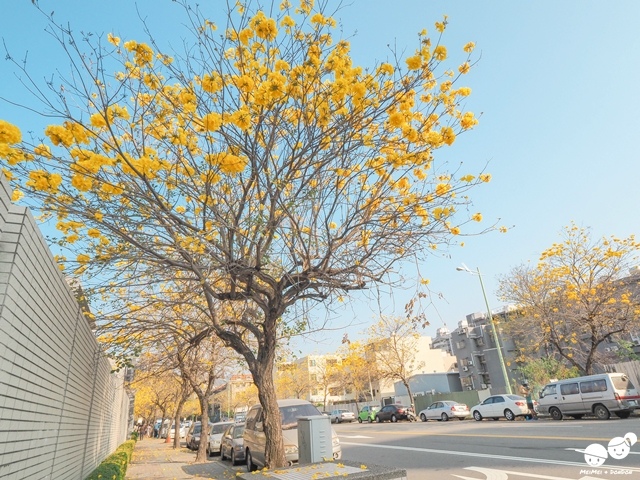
[419,401,469,421]
[470,394,531,421]
[330,409,355,423]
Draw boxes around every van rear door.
[611,375,640,408]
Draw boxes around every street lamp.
[456,264,513,394]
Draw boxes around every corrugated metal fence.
[0,177,130,480]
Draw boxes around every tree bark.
[194,394,210,462]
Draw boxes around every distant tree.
[1,0,491,467]
[275,361,313,400]
[335,341,376,409]
[518,357,580,394]
[499,224,640,375]
[367,316,425,408]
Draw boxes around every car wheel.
[221,447,226,461]
[504,409,515,421]
[549,407,563,421]
[207,446,212,457]
[376,415,382,423]
[367,416,372,423]
[420,413,427,422]
[231,450,237,466]
[594,404,610,420]
[615,411,631,419]
[441,413,449,422]
[246,449,256,472]
[391,414,398,422]
[358,417,362,423]
[473,410,483,421]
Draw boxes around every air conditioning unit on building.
[462,366,469,372]
[466,386,473,390]
[480,383,487,389]
[468,360,474,366]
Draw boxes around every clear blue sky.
[2,1,639,356]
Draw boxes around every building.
[430,326,453,355]
[451,310,518,394]
[393,372,463,405]
[367,336,458,401]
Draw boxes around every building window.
[456,340,466,350]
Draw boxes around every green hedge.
[85,440,135,480]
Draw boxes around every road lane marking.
[343,431,611,442]
[340,435,373,439]
[340,442,640,472]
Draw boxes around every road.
[335,416,640,480]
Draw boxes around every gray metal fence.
[0,177,130,480]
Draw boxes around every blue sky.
[2,1,640,356]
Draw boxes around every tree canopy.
[500,224,640,375]
[1,0,493,468]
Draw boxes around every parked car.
[419,401,469,421]
[186,421,212,450]
[330,409,355,423]
[207,421,234,456]
[234,412,247,424]
[470,395,531,421]
[243,399,341,471]
[537,373,639,420]
[357,405,379,423]
[220,423,246,465]
[375,404,411,422]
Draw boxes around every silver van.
[243,398,341,471]
[538,373,639,420]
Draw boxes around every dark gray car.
[220,424,245,465]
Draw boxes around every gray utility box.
[297,414,332,464]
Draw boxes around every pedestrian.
[139,424,145,440]
[522,384,538,420]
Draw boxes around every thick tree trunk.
[404,380,414,410]
[252,360,286,468]
[194,394,210,463]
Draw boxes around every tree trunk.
[173,402,184,449]
[252,360,286,468]
[194,394,210,463]
[403,379,415,410]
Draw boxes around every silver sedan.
[419,401,470,421]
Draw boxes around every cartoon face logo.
[608,432,637,460]
[583,443,608,466]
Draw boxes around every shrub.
[85,440,136,480]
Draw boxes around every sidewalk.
[126,438,241,479]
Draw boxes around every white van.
[537,373,639,420]
[243,399,341,471]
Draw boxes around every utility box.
[297,415,332,464]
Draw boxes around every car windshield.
[506,395,526,401]
[233,426,245,438]
[211,423,231,434]
[193,424,201,434]
[280,404,322,429]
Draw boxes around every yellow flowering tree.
[499,224,640,375]
[365,316,426,409]
[1,0,493,467]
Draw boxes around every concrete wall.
[0,177,130,480]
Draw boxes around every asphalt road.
[335,416,640,480]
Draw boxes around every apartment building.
[451,310,518,394]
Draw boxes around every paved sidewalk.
[126,438,243,479]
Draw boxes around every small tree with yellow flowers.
[499,224,640,375]
[1,0,496,468]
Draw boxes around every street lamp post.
[457,264,513,395]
